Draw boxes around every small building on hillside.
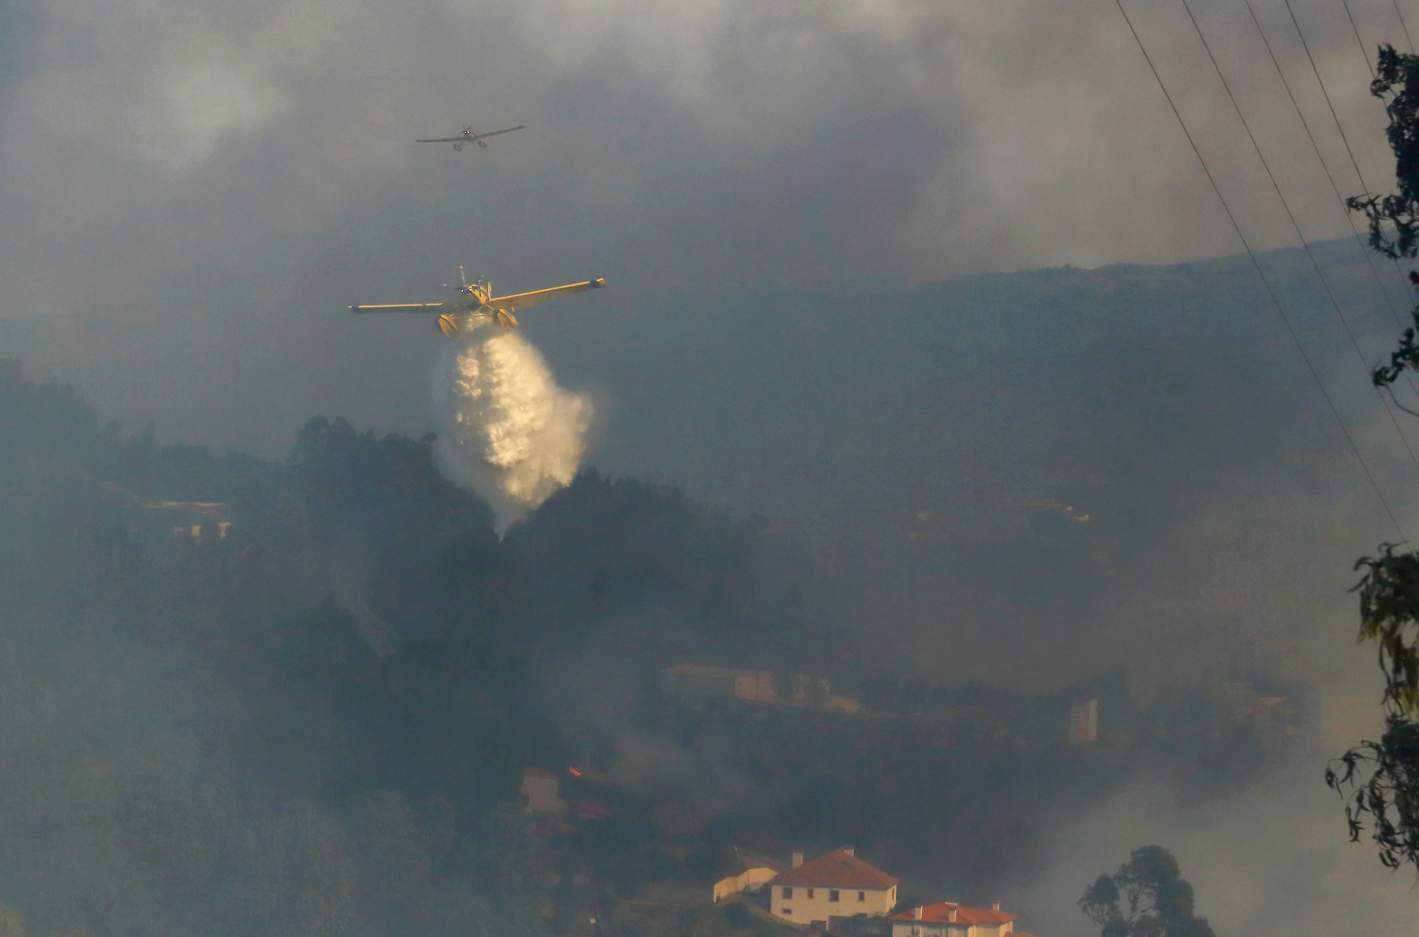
[662,665,777,703]
[521,768,566,815]
[713,845,787,904]
[661,665,863,713]
[714,867,780,904]
[768,847,900,924]
[1069,698,1099,744]
[889,903,1031,937]
[127,500,232,544]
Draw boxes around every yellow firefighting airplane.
[416,124,525,151]
[350,267,606,336]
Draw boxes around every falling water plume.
[432,327,592,532]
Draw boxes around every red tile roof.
[768,848,902,890]
[889,903,1017,927]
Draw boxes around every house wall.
[713,867,779,902]
[663,665,776,703]
[891,921,1012,937]
[733,671,776,703]
[1070,698,1099,744]
[771,884,896,923]
[520,773,563,814]
[892,924,964,937]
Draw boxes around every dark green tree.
[1349,45,1419,263]
[1078,846,1215,937]
[1350,46,1419,391]
[1325,544,1419,869]
[1326,43,1419,874]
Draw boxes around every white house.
[520,768,565,815]
[767,848,900,924]
[890,902,1028,937]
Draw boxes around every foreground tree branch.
[1329,43,1419,874]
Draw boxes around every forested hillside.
[0,360,1298,936]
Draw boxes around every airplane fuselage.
[350,271,605,337]
[441,284,517,333]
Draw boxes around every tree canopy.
[1327,43,1419,874]
[1078,846,1215,937]
[1348,46,1419,263]
[0,358,1295,935]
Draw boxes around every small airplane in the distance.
[416,124,525,151]
[351,267,605,336]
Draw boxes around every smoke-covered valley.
[1,241,1417,935]
[5,0,1419,929]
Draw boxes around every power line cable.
[1240,0,1408,328]
[1343,0,1379,78]
[1283,0,1416,301]
[1185,0,1419,483]
[1283,0,1376,195]
[1181,0,1419,483]
[1392,0,1416,53]
[1111,0,1409,541]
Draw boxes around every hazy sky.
[0,0,1413,447]
[4,0,1419,682]
[1011,752,1419,937]
[9,3,1419,932]
[4,0,1419,675]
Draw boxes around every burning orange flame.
[568,767,582,777]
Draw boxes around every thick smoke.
[432,326,592,530]
[0,0,1409,455]
[324,532,403,658]
[1008,750,1418,937]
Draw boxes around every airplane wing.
[466,124,525,142]
[488,278,606,311]
[350,303,447,313]
[415,124,525,143]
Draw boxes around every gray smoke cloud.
[324,532,403,657]
[5,1,1419,931]
[536,613,764,815]
[0,0,1411,454]
[432,326,592,530]
[1009,751,1417,937]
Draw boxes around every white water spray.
[432,327,592,531]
